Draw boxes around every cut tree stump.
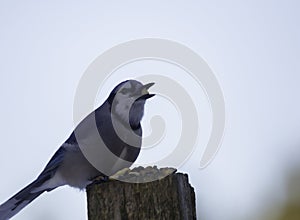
[86,166,196,220]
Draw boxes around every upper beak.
[143,82,155,90]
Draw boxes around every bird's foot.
[109,168,130,180]
[90,175,109,185]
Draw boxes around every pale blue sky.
[0,1,299,220]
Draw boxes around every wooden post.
[86,167,196,220]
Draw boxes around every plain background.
[0,1,300,220]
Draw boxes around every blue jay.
[0,80,155,219]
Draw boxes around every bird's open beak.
[140,82,155,99]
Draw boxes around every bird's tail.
[0,178,49,220]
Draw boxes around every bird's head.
[107,80,155,128]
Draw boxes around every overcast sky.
[0,1,300,220]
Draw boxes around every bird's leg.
[109,168,130,180]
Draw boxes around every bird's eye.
[120,88,129,94]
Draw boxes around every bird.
[0,79,155,219]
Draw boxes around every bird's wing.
[37,146,66,184]
[66,104,141,176]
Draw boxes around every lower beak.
[144,93,155,99]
